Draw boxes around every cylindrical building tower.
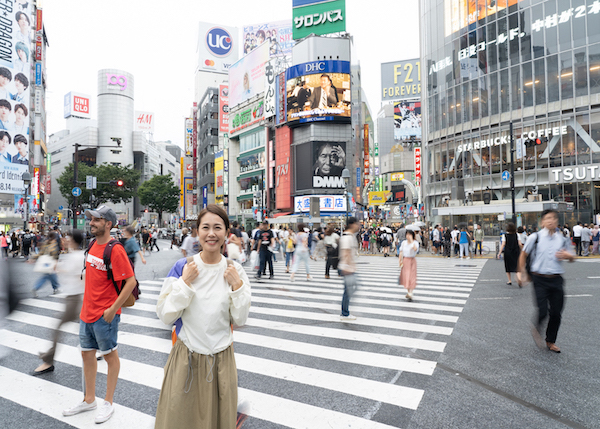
[97,69,135,166]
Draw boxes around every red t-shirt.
[80,241,135,323]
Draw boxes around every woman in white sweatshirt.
[155,205,251,429]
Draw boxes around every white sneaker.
[466,257,471,259]
[63,400,97,417]
[95,400,114,424]
[340,314,357,321]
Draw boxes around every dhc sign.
[206,27,232,57]
[305,62,326,73]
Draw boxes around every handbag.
[227,242,241,260]
[34,254,57,273]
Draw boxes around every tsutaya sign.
[456,126,567,154]
[550,163,600,184]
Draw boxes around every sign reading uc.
[206,27,232,57]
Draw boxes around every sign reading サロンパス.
[292,0,346,40]
[381,59,421,101]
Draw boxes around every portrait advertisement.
[0,4,32,194]
[394,100,422,140]
[285,60,351,125]
[312,141,347,189]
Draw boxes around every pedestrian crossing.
[0,254,486,428]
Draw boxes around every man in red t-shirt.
[62,205,136,424]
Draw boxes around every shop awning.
[273,212,292,218]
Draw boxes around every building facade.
[421,0,600,232]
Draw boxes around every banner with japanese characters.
[292,0,346,40]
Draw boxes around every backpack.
[85,238,140,307]
[22,233,32,246]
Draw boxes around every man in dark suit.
[310,74,338,109]
[297,81,311,109]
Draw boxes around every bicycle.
[471,243,491,256]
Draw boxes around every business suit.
[310,86,338,109]
[11,153,28,165]
[297,87,310,109]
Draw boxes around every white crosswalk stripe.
[1,255,486,428]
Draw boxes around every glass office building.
[421,0,600,231]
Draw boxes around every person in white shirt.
[339,217,360,320]
[398,229,419,301]
[450,226,459,257]
[155,205,250,428]
[180,226,200,257]
[572,221,583,256]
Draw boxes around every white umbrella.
[413,221,426,227]
[382,227,392,233]
[406,224,421,231]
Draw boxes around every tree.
[57,162,140,208]
[138,175,181,222]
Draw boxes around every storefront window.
[590,112,600,164]
[589,44,600,95]
[239,130,265,153]
[560,51,574,100]
[481,145,491,175]
[487,22,498,72]
[547,55,560,102]
[480,76,489,118]
[531,4,544,59]
[239,152,266,173]
[511,65,521,110]
[464,148,473,178]
[557,0,572,52]
[544,0,558,55]
[434,146,441,181]
[520,7,532,62]
[562,118,577,166]
[574,47,588,98]
[498,16,509,69]
[501,69,510,113]
[471,80,479,120]
[490,72,499,115]
[576,113,591,165]
[455,86,462,125]
[440,142,448,181]
[491,142,501,174]
[534,58,546,104]
[509,13,520,66]
[550,183,562,201]
[522,62,534,107]
[572,0,587,48]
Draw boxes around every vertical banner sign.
[184,118,193,155]
[35,33,42,61]
[363,124,369,175]
[35,63,42,86]
[193,104,198,191]
[264,59,276,119]
[276,72,286,125]
[184,178,194,220]
[36,9,42,31]
[46,173,51,195]
[218,85,229,132]
[356,167,360,188]
[414,147,421,185]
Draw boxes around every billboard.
[63,92,91,119]
[218,85,229,132]
[444,0,524,37]
[229,98,264,137]
[285,60,351,125]
[264,59,276,119]
[294,194,347,213]
[381,59,421,102]
[243,20,293,57]
[229,42,270,109]
[368,191,392,206]
[0,2,33,195]
[295,141,347,191]
[275,72,286,125]
[292,0,346,40]
[197,22,239,73]
[215,151,224,203]
[134,111,154,133]
[394,100,421,140]
[184,118,193,156]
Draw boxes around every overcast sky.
[44,0,419,149]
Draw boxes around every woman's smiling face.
[198,212,227,252]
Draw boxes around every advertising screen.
[0,2,33,194]
[444,0,524,37]
[243,20,293,57]
[394,100,421,140]
[228,42,270,109]
[285,60,351,125]
[295,141,347,191]
[218,85,229,132]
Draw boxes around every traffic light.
[109,179,124,187]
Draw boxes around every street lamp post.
[22,171,32,231]
[342,168,350,227]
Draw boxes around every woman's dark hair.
[70,228,84,247]
[406,229,415,239]
[297,223,306,233]
[517,226,524,234]
[506,222,517,234]
[196,204,230,230]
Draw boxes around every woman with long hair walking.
[498,222,523,286]
[399,230,419,301]
[323,225,340,279]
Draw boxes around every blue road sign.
[58,205,64,210]
[71,187,82,197]
[502,170,510,181]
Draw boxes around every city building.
[421,0,600,232]
[47,69,180,226]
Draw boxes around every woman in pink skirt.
[399,230,419,301]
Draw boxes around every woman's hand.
[224,265,243,291]
[182,260,200,287]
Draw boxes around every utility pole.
[510,123,516,224]
[73,143,79,230]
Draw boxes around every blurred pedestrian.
[458,227,470,259]
[10,231,19,258]
[339,217,360,320]
[32,231,61,297]
[284,227,296,273]
[0,231,8,260]
[33,229,85,375]
[519,209,575,353]
[124,226,146,266]
[155,205,251,429]
[581,223,592,256]
[290,224,311,282]
[399,229,419,301]
[180,226,200,258]
[151,229,160,252]
[592,225,600,255]
[21,228,33,260]
[498,222,523,286]
[323,224,339,279]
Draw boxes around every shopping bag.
[250,250,259,270]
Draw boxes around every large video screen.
[285,60,351,125]
[295,141,347,191]
[394,100,422,140]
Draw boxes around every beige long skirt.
[155,340,238,429]
[399,257,417,290]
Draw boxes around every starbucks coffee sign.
[456,126,567,154]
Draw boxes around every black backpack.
[22,233,32,246]
[85,238,140,307]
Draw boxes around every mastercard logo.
[205,59,215,66]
